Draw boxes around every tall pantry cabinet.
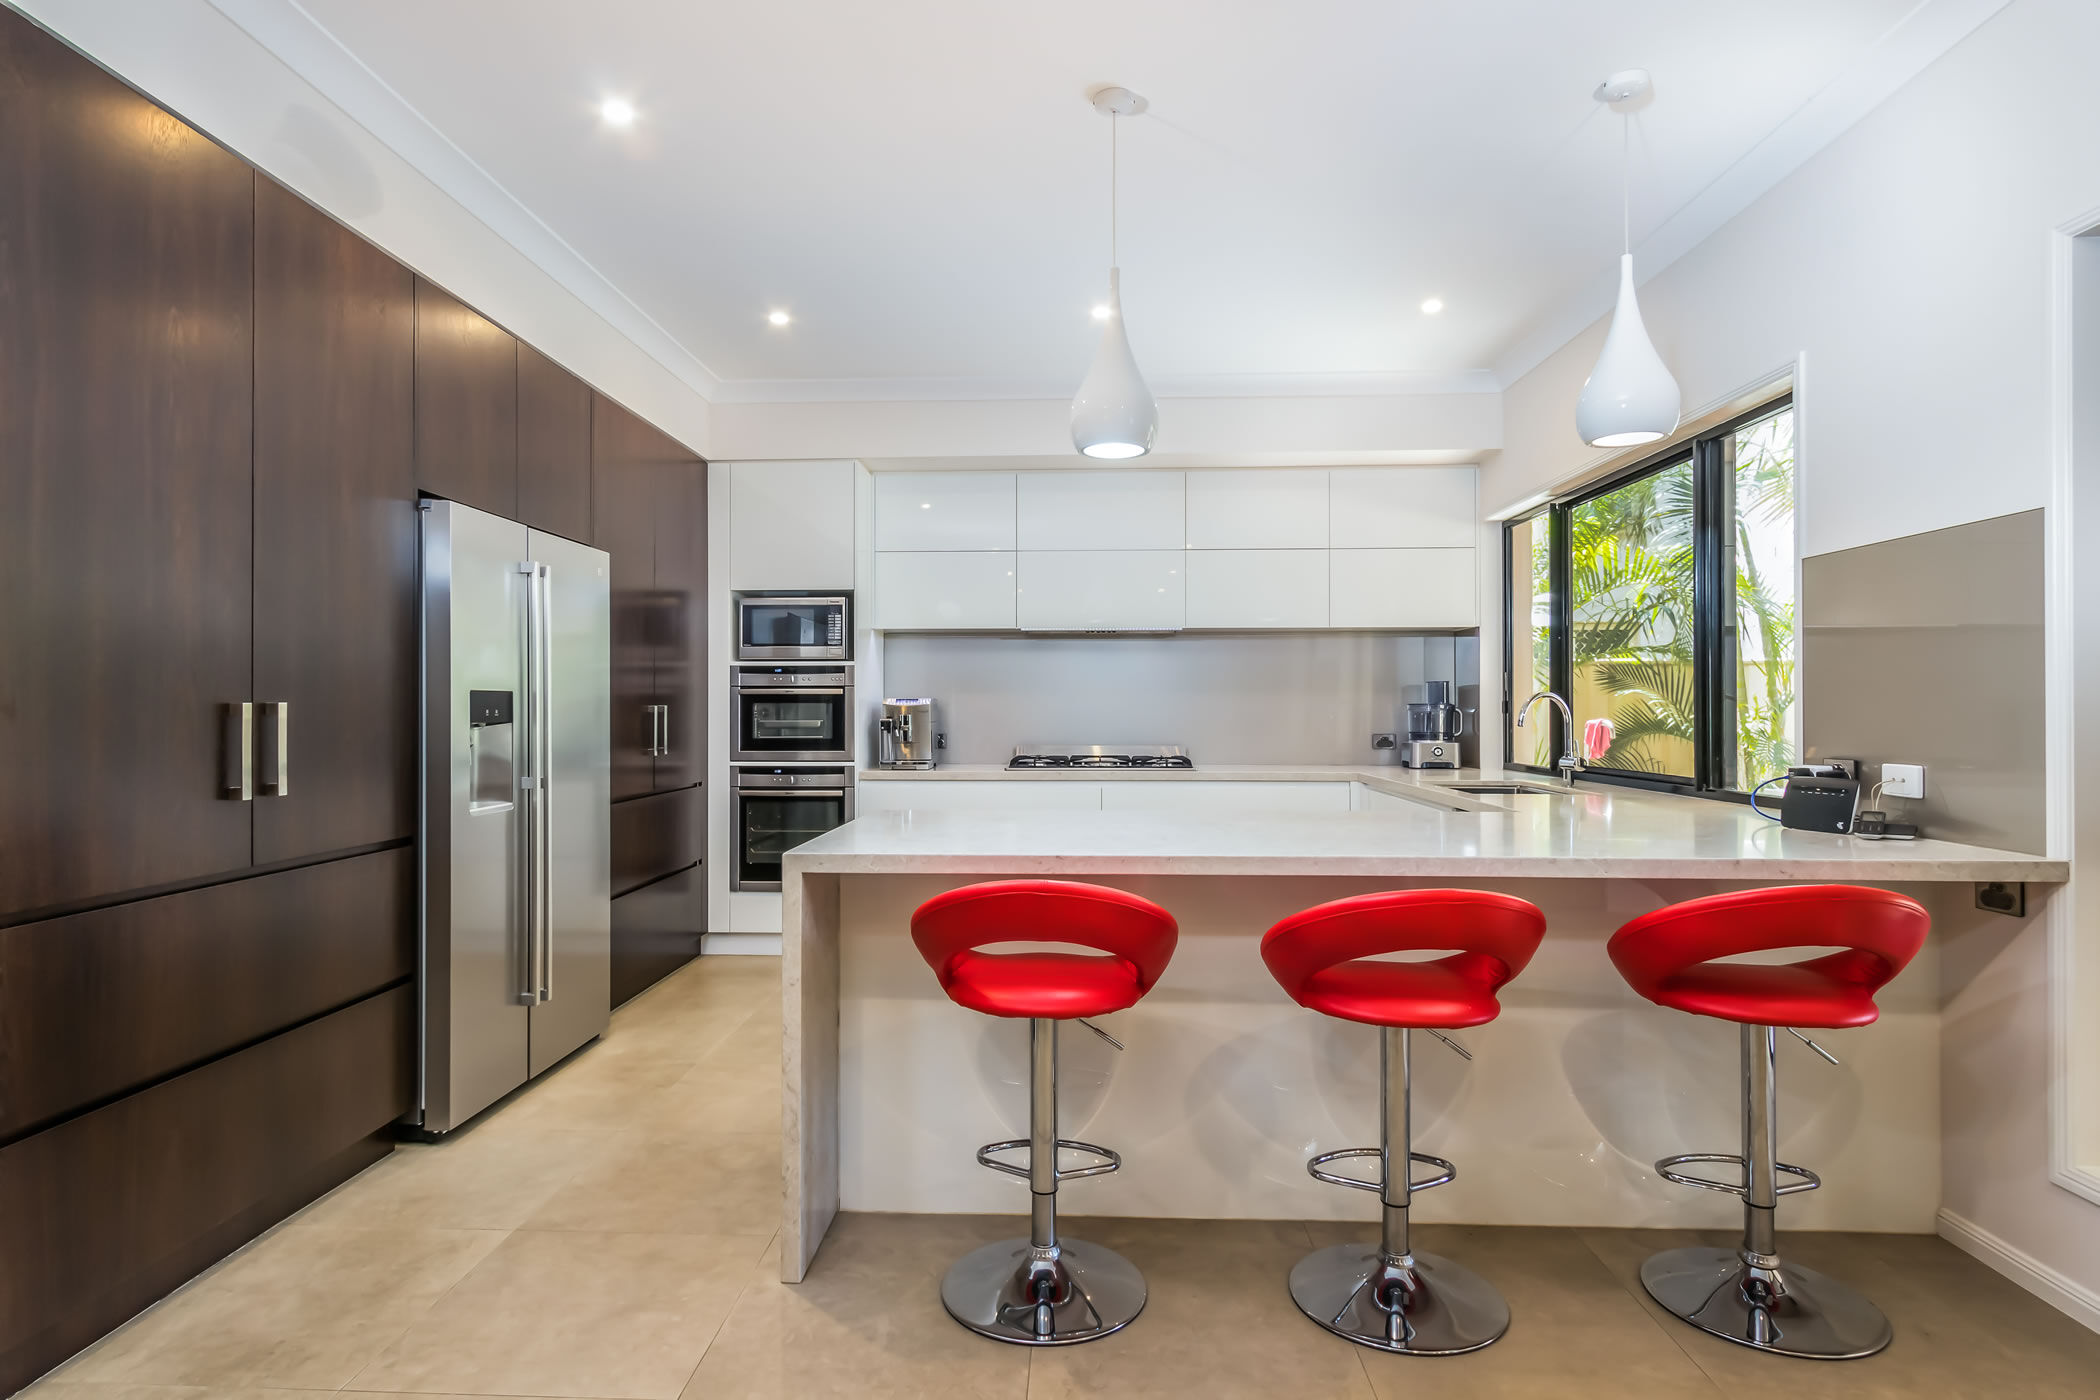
[0,9,705,1392]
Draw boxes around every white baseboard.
[701,933,782,956]
[1937,1208,2100,1334]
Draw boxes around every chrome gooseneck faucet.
[1516,691,1582,787]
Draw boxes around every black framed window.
[1504,395,1797,796]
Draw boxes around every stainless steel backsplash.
[1802,508,2045,854]
[879,632,1464,766]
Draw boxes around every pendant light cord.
[1620,112,1630,256]
[1111,112,1119,269]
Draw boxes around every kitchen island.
[778,771,2064,1281]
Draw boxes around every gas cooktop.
[1007,745,1194,770]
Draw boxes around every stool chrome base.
[940,1238,1147,1346]
[1289,1243,1511,1355]
[1640,1247,1892,1360]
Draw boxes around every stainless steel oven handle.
[736,687,848,698]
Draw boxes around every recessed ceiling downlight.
[1420,297,1444,315]
[767,310,792,327]
[599,96,637,127]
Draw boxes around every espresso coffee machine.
[878,697,937,770]
[1400,681,1464,769]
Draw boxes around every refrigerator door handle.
[516,562,545,1006]
[535,562,555,1004]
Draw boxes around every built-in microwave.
[736,594,849,662]
[731,668,854,764]
[734,768,853,891]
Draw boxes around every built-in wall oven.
[732,667,855,763]
[734,768,854,891]
[736,594,849,662]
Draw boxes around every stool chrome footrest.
[1639,1247,1892,1359]
[975,1137,1121,1184]
[1655,1151,1820,1197]
[1307,1146,1455,1195]
[1289,1244,1510,1355]
[940,1237,1147,1346]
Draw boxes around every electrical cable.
[1747,774,1786,822]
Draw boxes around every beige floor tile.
[1024,1217,1378,1400]
[1578,1227,2100,1400]
[524,1130,781,1236]
[655,1063,785,1137]
[21,1387,333,1399]
[61,1224,504,1390]
[479,1044,699,1134]
[348,1228,768,1399]
[1301,1221,1723,1399]
[299,1126,613,1231]
[680,1218,1029,1399]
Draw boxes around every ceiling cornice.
[711,369,1502,405]
[206,0,725,399]
[1491,0,2013,388]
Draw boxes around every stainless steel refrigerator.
[417,498,612,1134]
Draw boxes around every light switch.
[1881,763,1926,800]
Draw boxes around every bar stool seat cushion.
[1261,890,1546,1030]
[1608,885,1929,1029]
[912,879,1179,1021]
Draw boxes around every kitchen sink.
[1444,783,1568,796]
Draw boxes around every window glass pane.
[1727,407,1798,789]
[1570,462,1697,779]
[1507,515,1553,767]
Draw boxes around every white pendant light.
[1576,70,1681,450]
[1072,86,1157,460]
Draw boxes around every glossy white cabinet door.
[1018,471,1184,550]
[1329,548,1478,628]
[1017,550,1186,630]
[1185,469,1329,548]
[1184,550,1328,628]
[1098,781,1352,813]
[874,471,1016,551]
[874,552,1017,630]
[856,780,1102,813]
[1329,467,1477,550]
[729,460,857,589]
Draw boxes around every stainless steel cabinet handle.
[657,702,670,757]
[257,701,289,796]
[223,701,254,800]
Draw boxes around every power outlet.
[1881,763,1926,800]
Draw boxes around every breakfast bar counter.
[778,773,2063,1280]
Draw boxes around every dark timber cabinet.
[0,8,702,1391]
[593,398,708,1002]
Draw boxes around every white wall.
[16,0,714,456]
[1483,0,2100,1320]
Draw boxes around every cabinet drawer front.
[0,849,413,1140]
[1329,467,1478,550]
[875,471,1016,551]
[0,985,412,1396]
[1017,471,1185,550]
[1185,550,1328,628]
[612,786,701,897]
[1186,470,1329,549]
[611,865,702,1007]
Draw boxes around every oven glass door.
[737,790,848,890]
[734,687,850,761]
[738,600,845,658]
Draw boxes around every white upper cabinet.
[1018,471,1184,550]
[875,552,1017,630]
[874,472,1016,551]
[1185,550,1328,628]
[1185,469,1329,549]
[1329,467,1477,550]
[730,460,857,590]
[1330,548,1478,628]
[1018,551,1185,630]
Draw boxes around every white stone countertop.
[801,767,2063,882]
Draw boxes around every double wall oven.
[731,593,859,892]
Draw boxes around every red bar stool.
[1261,890,1546,1355]
[911,878,1179,1345]
[1608,885,1930,1359]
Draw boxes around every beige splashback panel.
[879,632,1459,766]
[1802,509,2045,855]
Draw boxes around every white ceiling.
[281,0,1960,399]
